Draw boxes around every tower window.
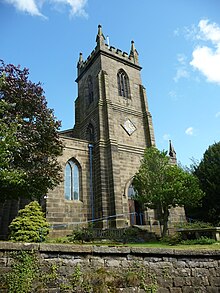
[88,75,94,104]
[117,69,130,98]
[64,160,80,201]
[86,123,95,142]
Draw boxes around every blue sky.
[1,0,220,167]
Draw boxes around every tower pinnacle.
[96,24,106,48]
[77,52,84,75]
[129,40,139,64]
[169,140,177,165]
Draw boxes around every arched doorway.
[128,184,145,225]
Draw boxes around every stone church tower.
[46,25,183,236]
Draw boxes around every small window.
[117,69,130,98]
[88,75,94,104]
[64,160,80,201]
[86,123,95,142]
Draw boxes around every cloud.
[215,111,220,118]
[52,0,88,17]
[174,53,190,82]
[4,0,45,17]
[174,68,189,82]
[163,133,171,141]
[190,19,220,85]
[3,0,88,18]
[185,127,194,136]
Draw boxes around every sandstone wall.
[0,242,219,292]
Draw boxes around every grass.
[44,237,220,250]
[125,242,220,250]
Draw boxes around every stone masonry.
[0,242,219,292]
[46,25,185,236]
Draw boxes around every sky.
[0,0,220,167]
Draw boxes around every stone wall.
[0,242,219,292]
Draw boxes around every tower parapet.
[77,25,141,80]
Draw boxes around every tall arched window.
[88,75,94,104]
[86,123,95,142]
[117,69,130,98]
[128,184,136,199]
[64,160,80,201]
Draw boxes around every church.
[46,25,184,236]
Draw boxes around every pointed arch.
[86,123,95,142]
[88,75,94,104]
[117,69,130,98]
[64,158,81,201]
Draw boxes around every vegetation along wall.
[0,242,219,292]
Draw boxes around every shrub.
[9,201,49,242]
[68,226,94,243]
[180,236,216,245]
[177,220,214,229]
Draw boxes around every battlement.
[77,25,140,78]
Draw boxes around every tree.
[189,142,220,225]
[0,61,63,201]
[9,201,49,242]
[133,147,204,237]
[0,99,26,189]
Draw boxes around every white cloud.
[3,0,88,17]
[174,67,189,82]
[4,0,44,17]
[51,0,88,17]
[215,111,220,118]
[163,133,170,141]
[174,53,190,82]
[185,127,194,136]
[190,19,220,85]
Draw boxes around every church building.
[46,25,183,236]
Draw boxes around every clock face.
[122,119,136,136]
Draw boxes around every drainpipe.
[88,144,94,223]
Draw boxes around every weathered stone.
[0,243,219,292]
[170,288,182,293]
[39,243,93,253]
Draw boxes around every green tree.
[9,201,49,242]
[189,142,220,225]
[0,61,63,201]
[133,147,204,237]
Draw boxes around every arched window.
[128,184,136,199]
[117,69,130,98]
[88,75,94,104]
[64,160,80,201]
[86,123,95,142]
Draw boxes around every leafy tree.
[9,201,49,242]
[133,147,204,237]
[188,142,220,225]
[0,99,26,187]
[0,61,63,201]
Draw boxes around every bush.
[180,236,216,245]
[177,220,213,229]
[68,226,94,243]
[9,201,49,242]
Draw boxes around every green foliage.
[4,251,38,293]
[67,264,158,293]
[161,233,182,245]
[0,60,63,201]
[189,142,220,225]
[177,220,214,229]
[0,99,26,189]
[2,250,59,292]
[133,147,204,237]
[68,225,95,243]
[180,236,216,245]
[9,201,49,242]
